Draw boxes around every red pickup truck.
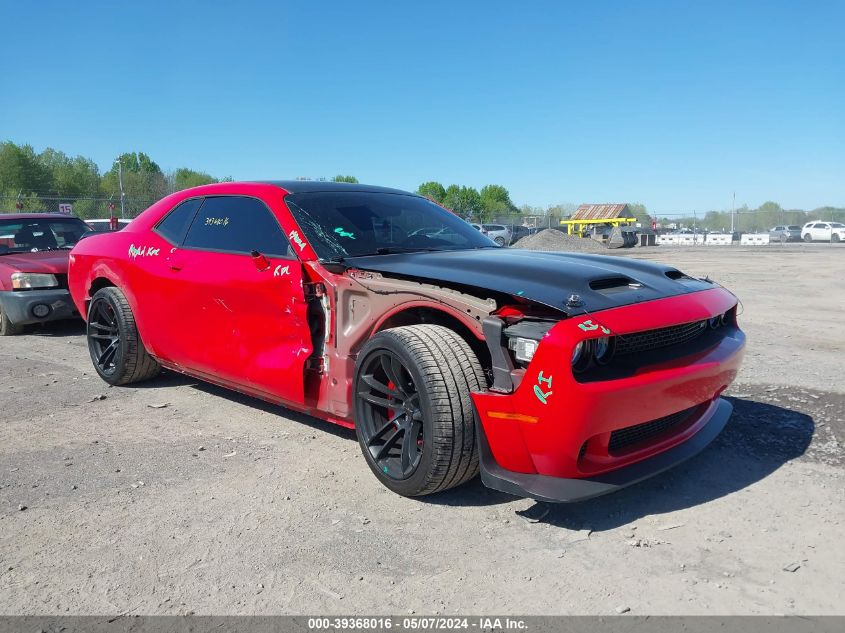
[0,213,91,335]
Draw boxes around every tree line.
[656,201,845,233]
[2,141,841,226]
[0,141,362,218]
[416,182,517,222]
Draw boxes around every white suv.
[802,221,845,243]
[482,224,513,246]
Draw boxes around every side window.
[183,196,291,257]
[155,198,204,244]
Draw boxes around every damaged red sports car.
[68,181,745,502]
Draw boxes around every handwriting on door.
[273,265,290,277]
[289,230,307,252]
[128,244,160,259]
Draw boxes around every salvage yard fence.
[0,195,156,220]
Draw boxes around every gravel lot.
[1,245,843,615]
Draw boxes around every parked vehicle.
[509,225,536,243]
[68,181,745,502]
[86,218,132,232]
[801,221,845,242]
[470,223,487,235]
[0,213,90,335]
[482,223,512,246]
[768,225,802,242]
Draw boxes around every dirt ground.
[1,245,843,615]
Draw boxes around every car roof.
[254,180,414,196]
[0,213,82,220]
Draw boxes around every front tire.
[494,236,506,246]
[87,286,160,385]
[804,233,813,242]
[353,325,486,497]
[833,234,840,243]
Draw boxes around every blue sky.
[1,0,842,213]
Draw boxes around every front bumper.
[0,289,80,326]
[479,397,732,502]
[472,286,745,502]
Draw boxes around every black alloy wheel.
[88,296,121,377]
[353,325,485,497]
[356,350,424,480]
[86,286,160,386]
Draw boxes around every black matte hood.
[344,248,716,314]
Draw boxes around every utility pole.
[730,191,735,235]
[117,158,126,219]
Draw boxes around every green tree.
[102,151,168,213]
[107,152,162,176]
[38,148,100,198]
[627,203,652,223]
[331,175,359,183]
[417,181,446,203]
[443,184,482,218]
[0,142,52,195]
[172,168,216,190]
[479,184,515,220]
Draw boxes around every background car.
[481,223,512,246]
[469,223,488,235]
[769,225,802,242]
[86,218,131,232]
[0,213,90,335]
[509,225,537,243]
[802,221,845,242]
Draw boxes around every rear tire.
[804,233,813,242]
[87,286,160,386]
[833,234,840,243]
[354,324,486,497]
[0,304,23,336]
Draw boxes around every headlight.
[11,272,58,290]
[508,337,539,363]
[503,319,558,366]
[594,336,615,364]
[571,340,593,372]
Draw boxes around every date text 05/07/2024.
[307,616,527,631]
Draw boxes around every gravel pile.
[511,229,608,253]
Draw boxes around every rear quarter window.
[155,198,204,244]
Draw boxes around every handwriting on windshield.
[205,217,230,227]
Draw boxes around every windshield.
[831,223,844,228]
[787,225,801,230]
[285,192,496,259]
[0,217,91,253]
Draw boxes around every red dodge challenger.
[68,181,745,502]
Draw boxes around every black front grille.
[615,320,708,356]
[608,406,699,453]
